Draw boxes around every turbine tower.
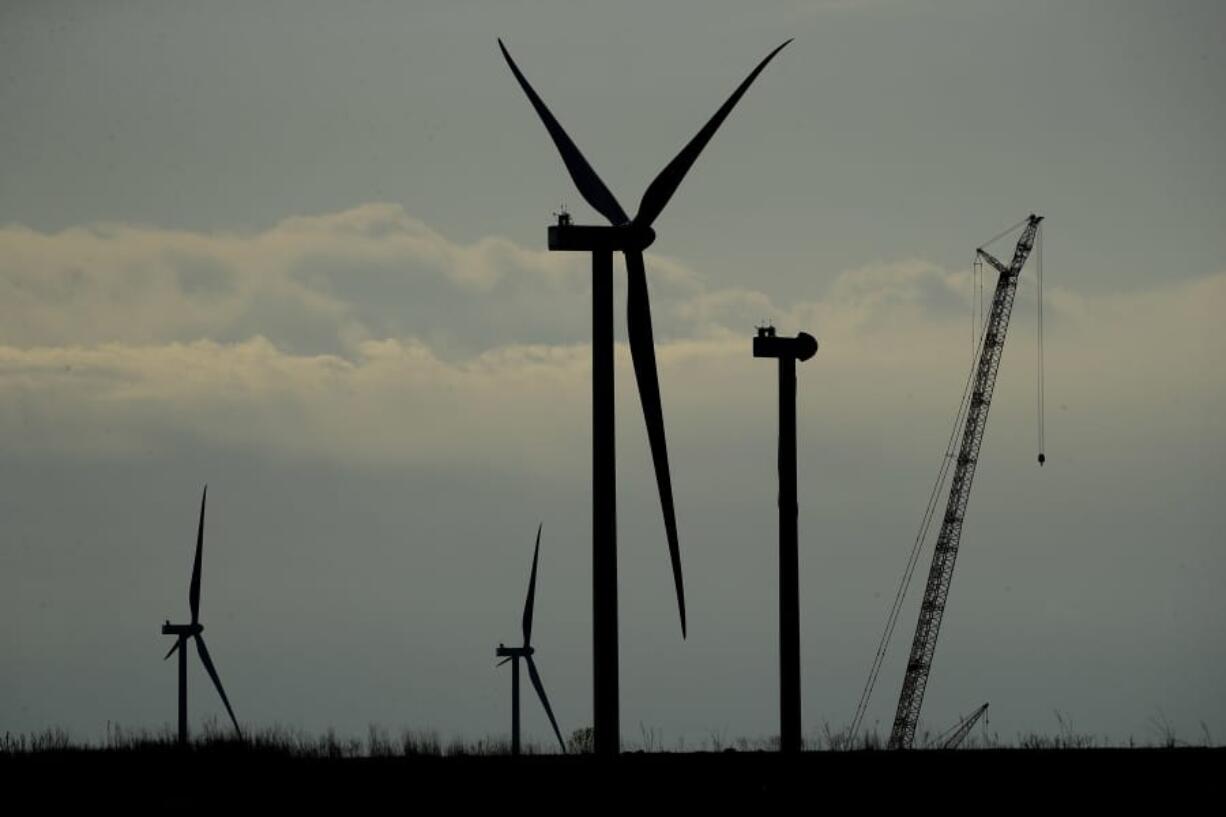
[753,325,818,753]
[499,38,791,754]
[495,524,566,755]
[161,486,241,746]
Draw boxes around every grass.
[2,712,1218,757]
[3,721,1220,807]
[0,721,509,759]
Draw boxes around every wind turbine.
[499,37,791,754]
[161,486,241,746]
[753,324,818,752]
[496,523,566,755]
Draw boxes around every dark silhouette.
[885,216,1043,749]
[10,742,1220,808]
[161,486,241,745]
[496,524,566,755]
[753,325,818,753]
[940,702,990,749]
[499,37,791,755]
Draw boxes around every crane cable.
[980,214,1031,251]
[973,255,984,359]
[1036,223,1046,465]
[848,331,976,741]
[847,274,983,740]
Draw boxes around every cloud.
[1,204,1222,471]
[0,203,719,360]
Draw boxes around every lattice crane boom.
[939,702,990,749]
[887,215,1042,750]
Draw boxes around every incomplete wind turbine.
[754,325,818,753]
[496,524,566,755]
[499,37,791,755]
[162,486,241,746]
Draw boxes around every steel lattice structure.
[888,215,1042,750]
[940,702,990,749]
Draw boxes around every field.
[3,726,1219,806]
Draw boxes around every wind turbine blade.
[634,40,791,228]
[496,656,513,667]
[163,640,180,661]
[624,250,687,637]
[522,523,542,646]
[189,486,206,625]
[497,39,630,226]
[525,656,567,754]
[193,634,241,738]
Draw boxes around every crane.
[937,702,990,749]
[883,214,1043,749]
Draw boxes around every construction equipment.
[938,702,990,749]
[885,214,1043,749]
[848,215,1043,748]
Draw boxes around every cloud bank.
[3,202,1220,471]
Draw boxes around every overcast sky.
[2,0,1223,749]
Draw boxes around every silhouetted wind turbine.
[500,37,791,754]
[161,486,241,746]
[753,325,818,753]
[496,524,566,755]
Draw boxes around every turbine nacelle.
[547,221,656,253]
[753,326,819,362]
[162,622,204,637]
[495,644,535,658]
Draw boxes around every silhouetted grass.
[1,712,1219,758]
[4,720,1221,809]
[0,721,547,758]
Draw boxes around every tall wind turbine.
[753,325,818,752]
[499,38,791,754]
[496,524,566,755]
[161,486,241,746]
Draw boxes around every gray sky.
[1,0,1223,748]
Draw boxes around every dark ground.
[4,748,1221,808]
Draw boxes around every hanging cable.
[971,256,978,359]
[848,345,977,740]
[1036,223,1045,465]
[977,255,984,353]
[980,256,986,344]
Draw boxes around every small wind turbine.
[161,486,241,746]
[499,37,791,755]
[496,524,566,755]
